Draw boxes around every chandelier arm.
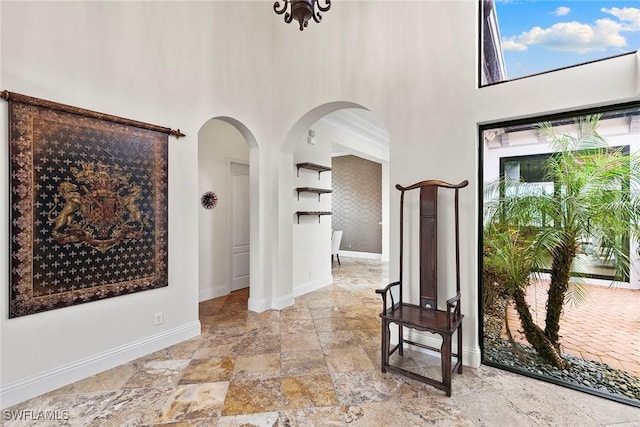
[273,0,288,15]
[274,0,330,30]
[315,0,331,13]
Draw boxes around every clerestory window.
[480,0,640,86]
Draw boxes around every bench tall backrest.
[420,184,438,309]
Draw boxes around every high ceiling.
[317,108,389,160]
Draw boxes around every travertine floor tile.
[221,378,284,416]
[324,347,376,372]
[216,411,280,427]
[317,329,358,351]
[330,371,392,405]
[280,332,322,353]
[123,359,190,389]
[280,350,329,377]
[178,357,234,384]
[56,363,134,394]
[236,331,280,355]
[279,406,347,426]
[87,387,174,427]
[155,382,228,422]
[232,353,280,380]
[280,317,316,335]
[281,374,338,408]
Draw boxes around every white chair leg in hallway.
[331,230,343,267]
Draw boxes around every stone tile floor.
[4,258,640,426]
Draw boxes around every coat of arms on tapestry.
[7,93,171,318]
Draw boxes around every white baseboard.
[199,284,228,302]
[247,294,295,312]
[247,296,268,313]
[294,275,332,298]
[272,293,295,310]
[339,251,381,260]
[0,321,201,409]
[247,275,332,313]
[248,276,329,313]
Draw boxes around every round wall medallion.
[201,191,218,209]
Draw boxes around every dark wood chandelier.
[273,0,331,31]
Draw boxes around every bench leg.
[441,334,452,397]
[381,319,389,373]
[398,324,404,356]
[457,323,463,374]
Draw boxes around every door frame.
[227,158,250,293]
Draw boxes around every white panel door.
[230,162,250,291]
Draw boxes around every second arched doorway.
[276,102,390,303]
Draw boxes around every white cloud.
[502,38,528,51]
[602,7,640,31]
[502,15,629,53]
[554,7,571,17]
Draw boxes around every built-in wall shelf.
[295,162,332,223]
[296,187,332,201]
[296,211,332,224]
[296,162,331,179]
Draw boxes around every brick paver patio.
[503,280,640,378]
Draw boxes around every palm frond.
[564,279,590,308]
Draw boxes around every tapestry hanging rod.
[1,90,185,138]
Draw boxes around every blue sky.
[494,1,640,79]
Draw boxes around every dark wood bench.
[376,179,468,396]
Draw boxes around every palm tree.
[484,223,568,367]
[484,114,640,368]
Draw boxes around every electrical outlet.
[154,312,164,325]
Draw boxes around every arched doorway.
[197,117,259,303]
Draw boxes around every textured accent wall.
[332,155,382,253]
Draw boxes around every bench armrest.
[375,281,401,314]
[446,292,461,328]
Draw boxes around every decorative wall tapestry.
[3,91,184,318]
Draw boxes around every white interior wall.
[2,0,640,408]
[382,161,390,263]
[292,128,333,294]
[198,119,250,301]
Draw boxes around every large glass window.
[480,0,640,85]
[481,103,640,407]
